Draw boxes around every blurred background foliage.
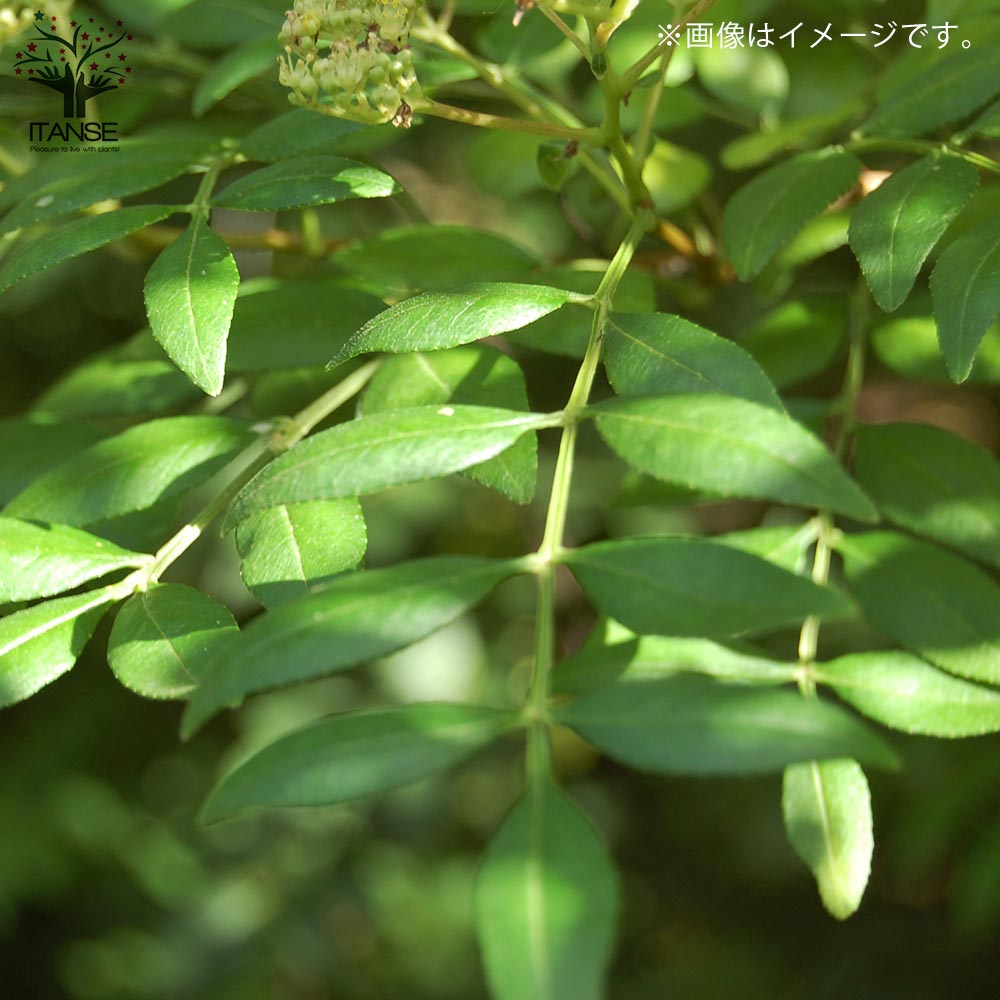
[3,0,1000,996]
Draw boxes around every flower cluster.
[279,0,423,126]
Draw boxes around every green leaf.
[871,314,1000,383]
[33,334,202,419]
[0,205,180,295]
[222,406,547,532]
[235,499,367,608]
[591,395,876,521]
[930,219,1000,382]
[211,156,398,212]
[643,140,712,214]
[852,422,1000,567]
[181,556,515,737]
[604,313,782,410]
[556,676,898,774]
[737,298,844,389]
[0,590,114,707]
[555,618,799,695]
[861,45,1000,138]
[191,34,277,117]
[0,518,149,603]
[239,109,368,162]
[202,703,513,822]
[475,780,618,1000]
[563,537,851,638]
[849,155,979,312]
[506,267,655,359]
[722,148,861,281]
[5,416,253,527]
[332,283,573,366]
[716,523,815,573]
[839,531,1000,685]
[332,225,538,294]
[0,420,106,505]
[361,347,537,504]
[0,149,197,236]
[108,584,238,699]
[227,278,384,371]
[720,105,862,171]
[958,99,1000,141]
[818,651,1000,737]
[144,217,241,396]
[782,760,873,920]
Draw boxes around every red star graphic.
[89,17,94,22]
[118,77,125,84]
[14,51,22,59]
[105,53,110,58]
[117,20,123,27]
[82,33,88,40]
[14,68,21,74]
[119,53,125,60]
[60,48,65,53]
[100,26,105,32]
[51,14,56,20]
[125,66,132,72]
[95,37,101,42]
[70,20,76,27]
[27,42,37,51]
[90,61,98,70]
[60,56,65,61]
[27,68,34,74]
[126,34,133,41]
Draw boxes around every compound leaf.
[476,780,618,1000]
[782,760,873,920]
[223,406,547,532]
[362,347,537,503]
[235,499,367,608]
[818,650,1000,737]
[181,556,515,737]
[604,313,782,410]
[203,703,513,822]
[212,155,397,211]
[849,154,979,312]
[4,416,253,527]
[0,590,115,708]
[144,216,240,396]
[563,537,851,638]
[852,421,1000,567]
[0,205,180,294]
[331,283,573,365]
[556,676,898,774]
[592,395,876,521]
[862,45,1000,138]
[839,530,1000,685]
[930,219,1000,382]
[108,583,239,699]
[722,148,860,281]
[0,517,149,603]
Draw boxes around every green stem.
[539,8,591,58]
[845,138,1000,176]
[413,15,631,213]
[414,98,604,144]
[795,282,870,693]
[618,0,716,94]
[524,210,652,782]
[133,361,380,590]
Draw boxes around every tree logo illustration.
[12,9,133,118]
